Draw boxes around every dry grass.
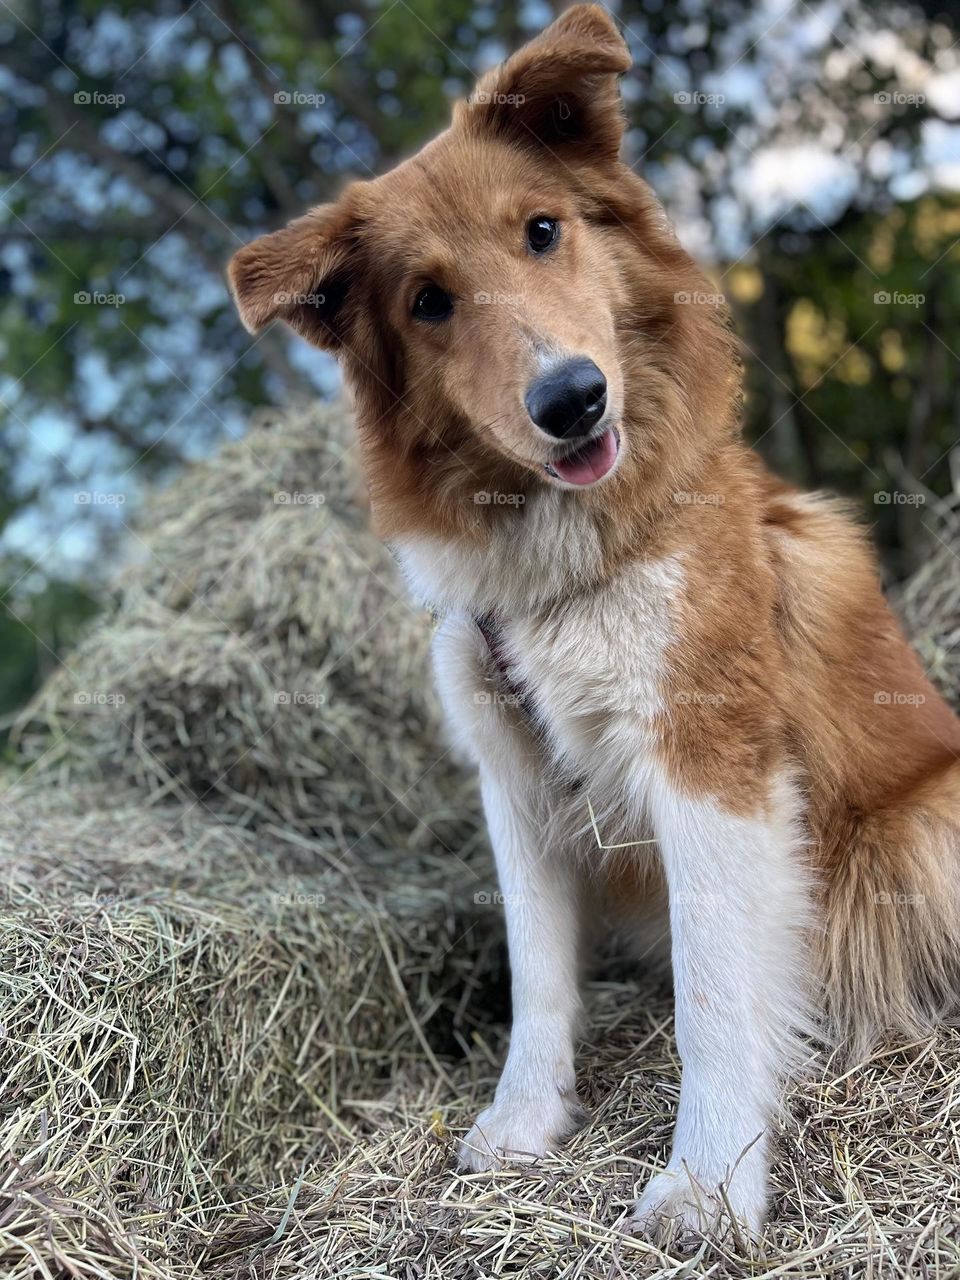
[14,402,479,856]
[242,1015,960,1280]
[0,781,505,1278]
[2,404,959,1278]
[896,490,960,705]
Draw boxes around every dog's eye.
[412,285,453,322]
[527,216,559,253]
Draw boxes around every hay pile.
[16,402,479,860]
[3,404,960,1279]
[0,780,509,1278]
[896,489,960,703]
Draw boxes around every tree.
[1,0,959,707]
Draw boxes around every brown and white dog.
[229,5,960,1236]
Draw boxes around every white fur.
[409,532,813,1236]
[395,492,606,618]
[629,770,812,1234]
[458,769,586,1170]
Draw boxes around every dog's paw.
[628,1156,767,1241]
[457,1091,585,1172]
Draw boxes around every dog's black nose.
[525,358,607,439]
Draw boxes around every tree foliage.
[1,0,959,706]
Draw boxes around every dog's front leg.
[458,769,585,1171]
[630,774,811,1238]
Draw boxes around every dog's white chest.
[397,531,684,793]
[498,557,680,778]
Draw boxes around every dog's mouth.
[543,427,621,487]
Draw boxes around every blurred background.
[2,0,959,725]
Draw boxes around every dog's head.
[229,5,739,541]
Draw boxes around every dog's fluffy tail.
[818,759,960,1059]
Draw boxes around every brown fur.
[229,5,960,1055]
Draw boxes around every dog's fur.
[229,6,960,1237]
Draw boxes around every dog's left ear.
[227,192,363,350]
[462,4,631,163]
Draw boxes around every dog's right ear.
[462,4,631,164]
[228,195,361,351]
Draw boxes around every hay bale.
[15,402,479,860]
[202,1001,960,1280]
[895,491,960,704]
[0,781,506,1279]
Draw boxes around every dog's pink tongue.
[551,429,618,485]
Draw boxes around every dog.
[228,5,960,1237]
